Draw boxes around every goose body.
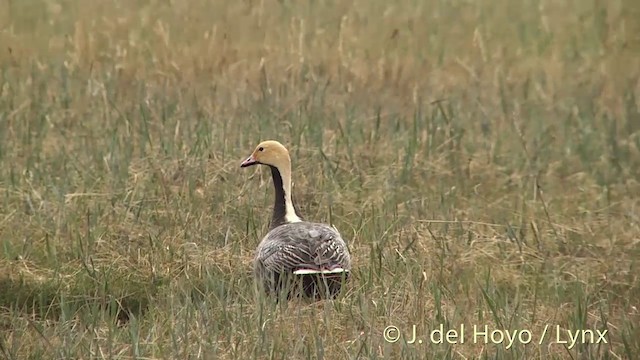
[240,141,351,299]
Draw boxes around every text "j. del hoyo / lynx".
[383,324,608,350]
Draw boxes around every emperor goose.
[240,140,352,300]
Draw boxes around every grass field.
[1,0,639,359]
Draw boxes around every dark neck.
[269,165,302,229]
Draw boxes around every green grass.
[1,0,639,359]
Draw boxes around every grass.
[0,0,639,358]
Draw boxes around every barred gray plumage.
[254,221,352,299]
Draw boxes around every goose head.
[240,140,291,169]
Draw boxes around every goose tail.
[293,267,349,275]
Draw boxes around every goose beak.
[240,155,258,168]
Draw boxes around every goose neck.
[269,164,302,228]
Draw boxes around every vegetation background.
[0,0,639,359]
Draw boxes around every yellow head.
[240,140,291,169]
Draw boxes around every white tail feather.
[293,268,349,275]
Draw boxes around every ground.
[0,0,639,359]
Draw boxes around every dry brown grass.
[0,0,639,359]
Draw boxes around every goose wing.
[256,222,351,274]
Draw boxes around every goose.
[240,140,352,300]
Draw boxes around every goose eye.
[258,147,264,152]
